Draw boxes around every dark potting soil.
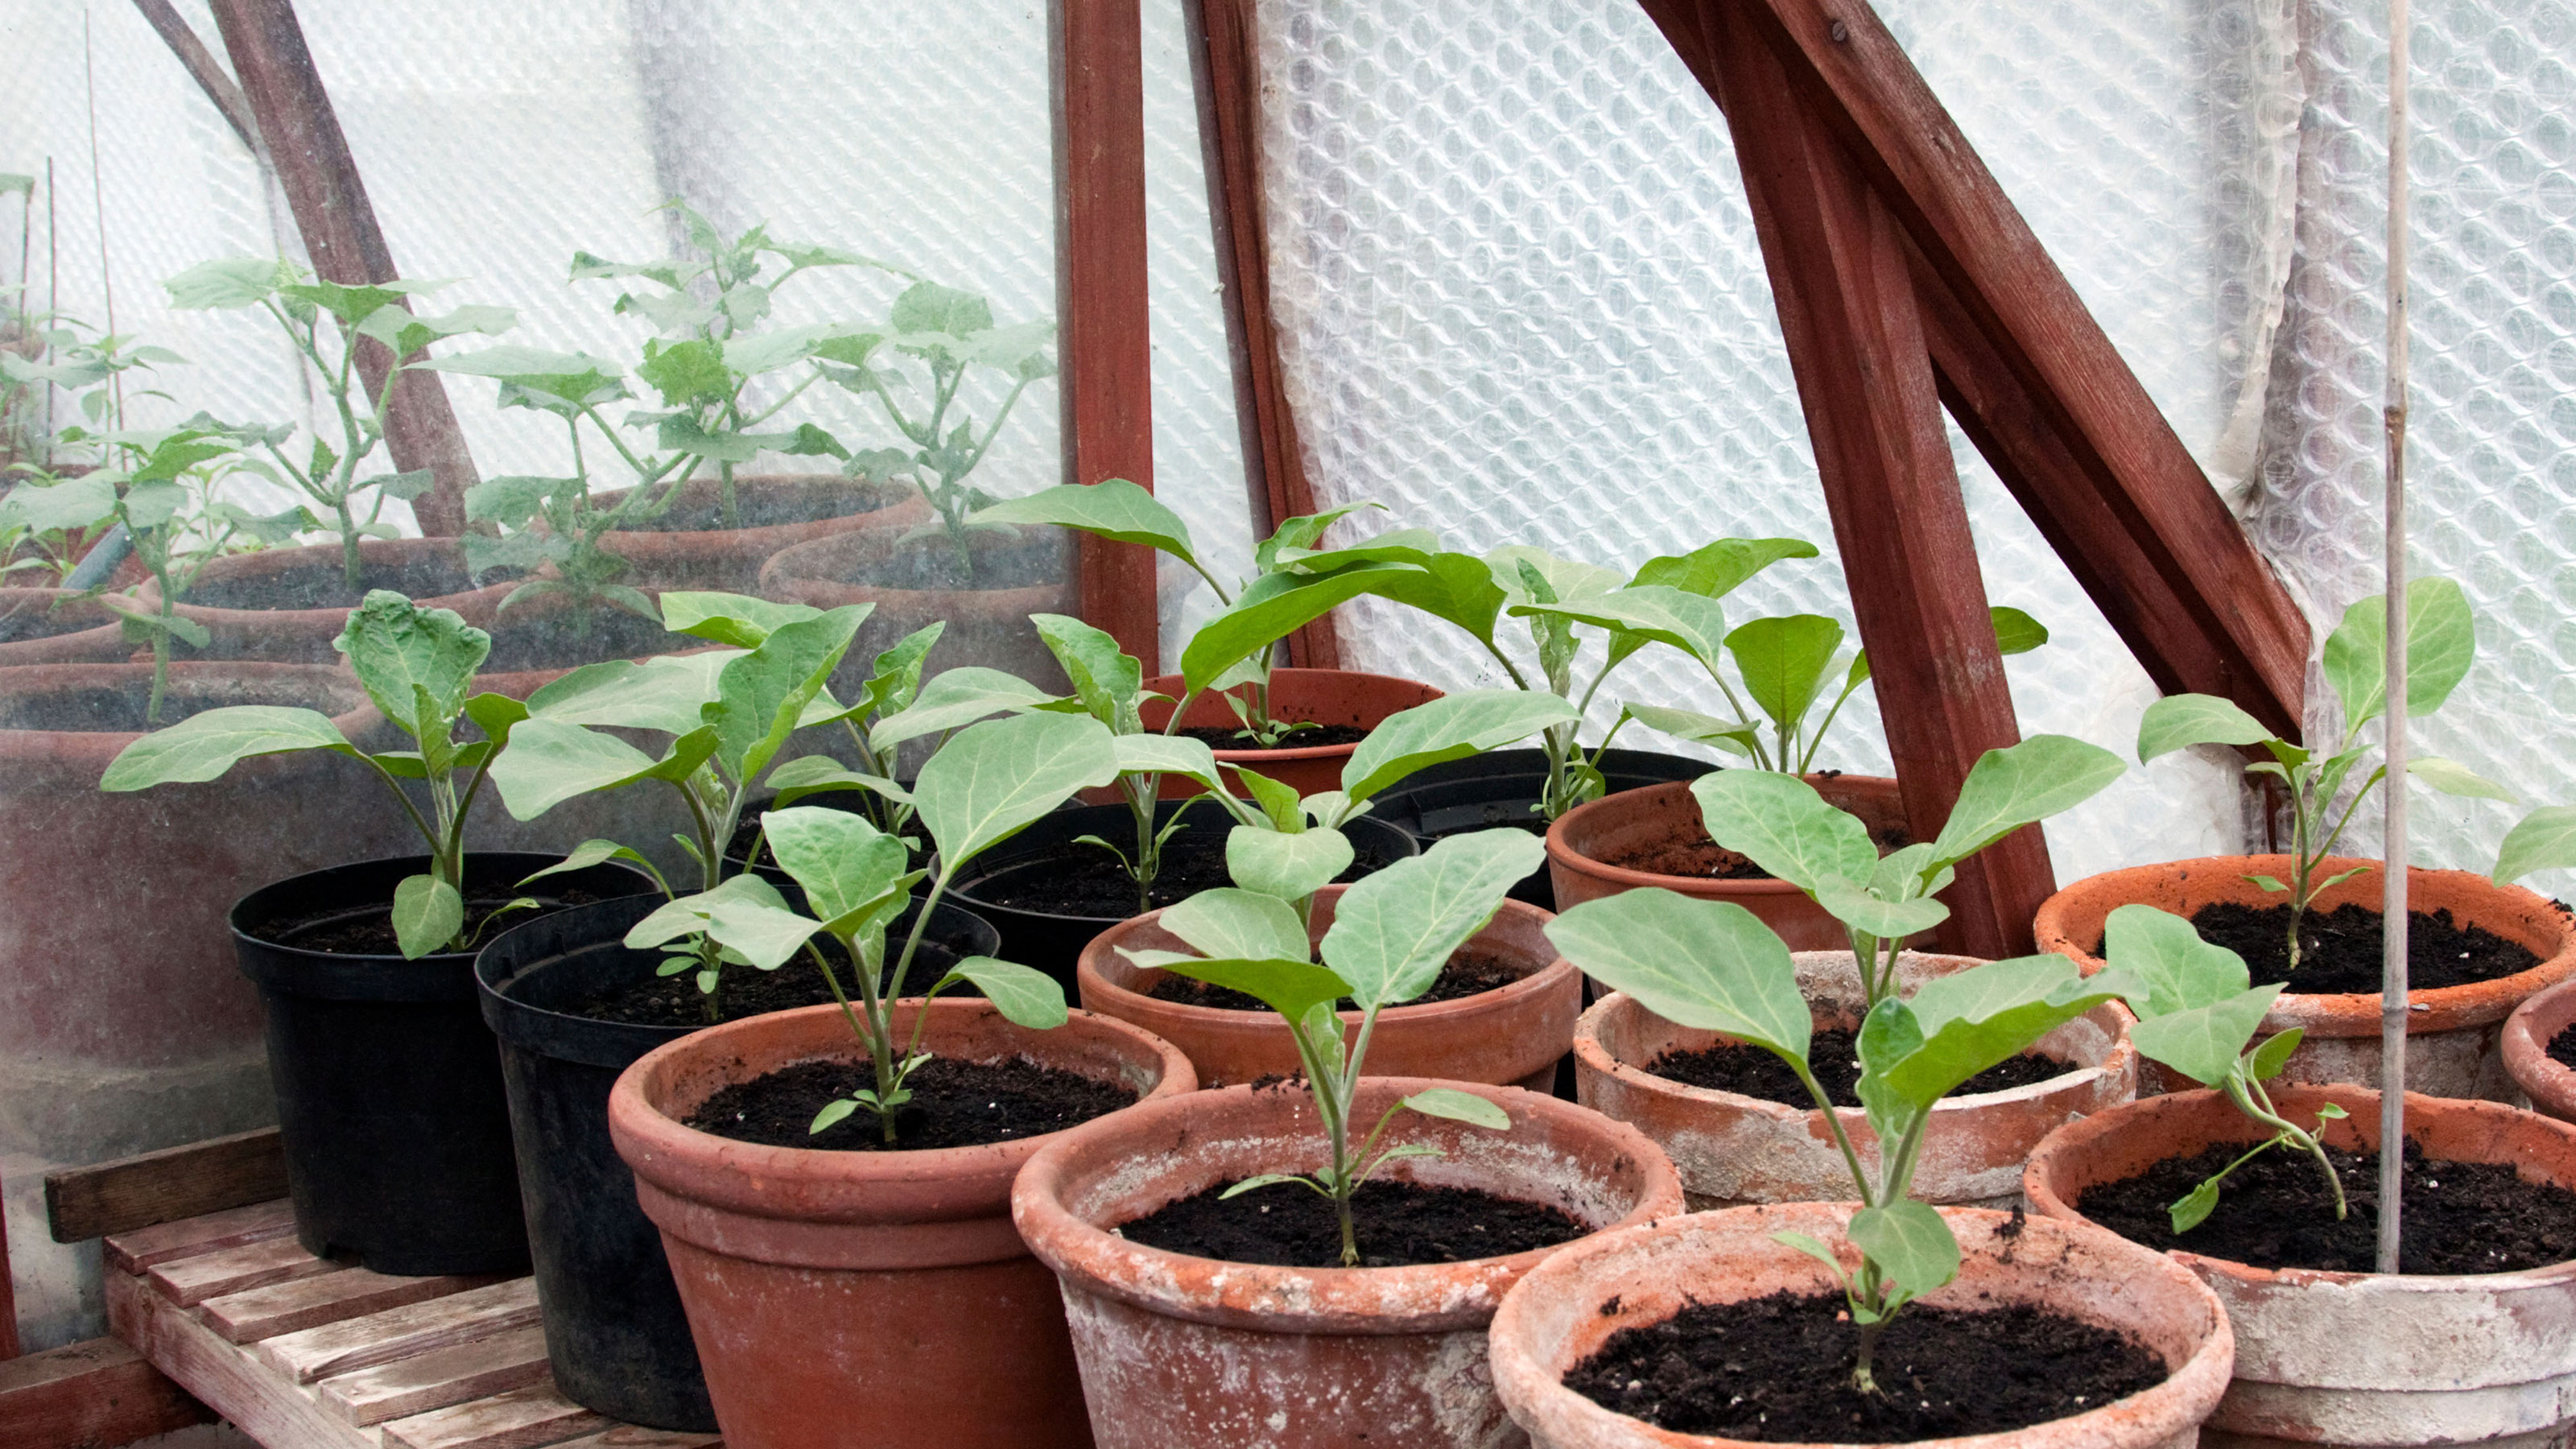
[2077,1139,2576,1274]
[1565,1290,2169,1443]
[1174,722,1374,749]
[270,890,601,957]
[0,596,101,642]
[182,551,487,613]
[965,818,1402,919]
[0,679,308,733]
[1144,942,1525,1012]
[2092,902,2542,995]
[1605,832,1771,881]
[640,477,904,533]
[2545,1022,2576,1072]
[477,602,676,675]
[682,1055,1134,1151]
[1117,1177,1585,1268]
[1648,1027,2076,1108]
[568,932,976,1027]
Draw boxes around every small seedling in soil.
[1117,828,1545,1265]
[2090,904,2346,1232]
[2139,577,2507,974]
[659,709,1120,1143]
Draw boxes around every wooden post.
[2,1168,19,1360]
[208,0,479,538]
[1051,0,1162,671]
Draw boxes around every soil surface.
[1174,722,1373,749]
[2075,1139,2576,1273]
[273,890,601,957]
[1117,1177,1584,1268]
[0,679,315,733]
[478,602,675,675]
[633,477,903,533]
[683,1055,1135,1151]
[2090,902,2541,995]
[962,818,1402,919]
[1144,942,1525,1011]
[1648,1027,2076,1108]
[2545,1022,2576,1072]
[1604,832,1771,880]
[1566,1290,2169,1443]
[185,551,486,612]
[570,937,971,1027]
[0,596,103,642]
[822,531,1068,593]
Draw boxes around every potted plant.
[1012,828,1685,1448]
[2034,581,2574,1099]
[1512,879,2230,1448]
[100,592,654,1273]
[608,709,1195,1448]
[2495,807,2576,1118]
[2026,905,2576,1449]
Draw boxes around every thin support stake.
[2377,0,2412,1279]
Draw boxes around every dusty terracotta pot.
[761,521,1075,702]
[2034,855,2576,1100]
[609,997,1196,1449]
[2502,974,2576,1121]
[467,586,696,699]
[130,537,514,663]
[589,473,924,591]
[1012,1076,1684,1449]
[1574,950,2136,1208]
[1546,775,1906,951]
[0,587,135,664]
[1487,1200,2234,1449]
[2025,1084,2576,1449]
[1132,668,1446,799]
[1077,883,1581,1090]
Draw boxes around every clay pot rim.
[1488,1202,2235,1449]
[132,536,507,619]
[2023,1083,2576,1291]
[1546,777,1900,900]
[1137,667,1448,766]
[2034,854,2576,1033]
[588,472,922,546]
[0,660,380,753]
[1012,1075,1684,1332]
[2501,973,2576,1117]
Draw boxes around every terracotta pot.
[2034,855,2576,1100]
[130,537,514,663]
[1078,883,1582,1090]
[761,521,1075,703]
[1487,1201,2234,1449]
[589,473,924,591]
[1011,1076,1685,1449]
[1546,775,1906,951]
[2025,1084,2576,1449]
[1574,950,2136,1208]
[2502,974,2576,1121]
[609,997,1197,1449]
[0,587,135,664]
[1132,668,1446,799]
[469,586,696,699]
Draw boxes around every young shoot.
[757,618,949,847]
[1117,829,1545,1264]
[1547,887,2120,1393]
[2138,578,2506,975]
[2090,904,2346,1232]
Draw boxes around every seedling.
[665,709,1120,1142]
[1548,887,2120,1393]
[1117,829,1544,1263]
[758,618,949,844]
[1692,733,2127,1008]
[2091,904,2346,1232]
[101,592,535,956]
[2138,579,2506,973]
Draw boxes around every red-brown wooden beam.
[1051,0,1162,671]
[1184,0,1341,668]
[208,0,479,538]
[2,1170,17,1360]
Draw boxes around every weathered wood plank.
[317,1323,551,1426]
[379,1379,604,1449]
[202,1268,505,1345]
[0,1335,215,1447]
[47,1128,287,1245]
[107,1269,369,1449]
[151,1234,336,1308]
[260,1278,541,1385]
[105,1198,298,1275]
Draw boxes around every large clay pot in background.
[761,520,1075,704]
[2502,973,2576,1121]
[609,998,1196,1449]
[1011,1077,1683,1449]
[2025,1084,2576,1449]
[1078,884,1581,1089]
[1364,746,1715,910]
[1487,1201,2234,1449]
[469,586,693,699]
[1574,950,2136,1208]
[1546,775,1907,951]
[0,588,134,665]
[590,473,923,592]
[1135,668,1445,799]
[130,537,513,663]
[2034,855,2576,1100]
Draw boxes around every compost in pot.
[1119,1171,1583,1268]
[1648,1029,2075,1108]
[683,1053,1135,1151]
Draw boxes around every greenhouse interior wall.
[1,0,2570,1356]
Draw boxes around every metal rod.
[2376,0,2412,1279]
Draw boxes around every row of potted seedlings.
[90,478,2576,1449]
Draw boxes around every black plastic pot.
[475,891,998,1430]
[1364,745,1712,909]
[229,852,653,1276]
[948,798,1421,987]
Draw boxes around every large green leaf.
[2496,804,2576,886]
[969,480,1197,565]
[707,607,870,781]
[1158,888,1315,964]
[1690,770,1876,894]
[165,257,296,310]
[1108,734,1229,798]
[1724,615,1844,734]
[415,345,625,406]
[1847,1201,1959,1300]
[1487,546,1626,605]
[760,806,911,926]
[2137,693,2274,763]
[1319,830,1545,1009]
[1227,826,1355,903]
[333,592,489,742]
[2321,577,2477,729]
[2128,989,2285,1088]
[0,474,117,534]
[1621,702,1761,757]
[911,711,1121,869]
[1179,564,1422,692]
[945,958,1068,1028]
[1030,613,1141,726]
[658,591,826,648]
[1991,606,2050,656]
[524,654,735,735]
[1630,537,1818,599]
[1861,957,2112,1119]
[1354,552,1512,648]
[1121,949,1353,1022]
[486,720,718,819]
[2090,903,2251,1017]
[1510,585,1729,672]
[623,872,792,950]
[872,667,1062,745]
[2409,756,2514,802]
[1814,875,1949,940]
[1338,691,1581,803]
[1925,735,2126,868]
[356,300,516,359]
[100,706,353,790]
[1545,890,1811,1060]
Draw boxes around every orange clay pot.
[1545,775,1906,952]
[608,998,1196,1449]
[2503,974,2576,1121]
[761,521,1076,703]
[1133,667,1445,799]
[1011,1076,1683,1449]
[2033,855,2576,1100]
[0,587,136,665]
[1574,949,2136,1208]
[588,473,924,591]
[1487,1201,2233,1449]
[1076,883,1581,1091]
[2025,1084,2576,1449]
[130,536,514,663]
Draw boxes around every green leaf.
[658,591,824,648]
[1219,1173,1325,1199]
[1511,585,1729,672]
[486,720,714,819]
[1335,552,1512,650]
[2409,756,2515,802]
[2495,804,2576,885]
[1398,1087,1511,1130]
[392,874,464,960]
[1487,546,1626,605]
[1990,606,2050,656]
[2169,1178,2223,1233]
[858,623,945,721]
[1158,888,1315,964]
[518,840,658,889]
[1320,829,1545,1009]
[1813,875,1948,939]
[100,706,354,789]
[766,756,914,808]
[946,958,1068,1028]
[1621,702,1761,756]
[890,279,996,337]
[911,711,1121,869]
[334,591,489,741]
[1123,950,1352,1022]
[2245,1026,2305,1082]
[1338,691,1581,803]
[969,480,1197,565]
[1725,615,1844,736]
[1630,537,1818,599]
[281,275,453,326]
[811,1099,860,1133]
[1689,770,1877,894]
[696,894,828,971]
[1257,502,1378,572]
[1847,1201,1960,1299]
[165,257,295,310]
[873,667,1063,746]
[357,301,515,358]
[1030,613,1142,725]
[1108,734,1228,797]
[2322,577,2477,729]
[623,873,791,950]
[1239,768,1306,831]
[1864,956,2113,1117]
[1179,564,1423,692]
[760,806,911,925]
[0,474,117,534]
[2130,990,2285,1088]
[2244,873,2290,893]
[708,607,872,782]
[525,654,734,735]
[2137,693,2275,763]
[416,345,625,406]
[2091,903,2252,1017]
[1770,1230,1854,1286]
[1227,826,1355,903]
[1926,734,2126,868]
[1545,891,1811,1060]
